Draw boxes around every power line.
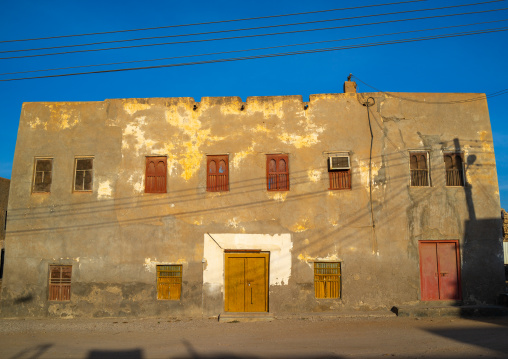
[0,0,500,54]
[1,27,506,82]
[2,7,506,60]
[0,0,428,44]
[2,19,506,77]
[353,75,508,103]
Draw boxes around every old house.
[0,80,505,318]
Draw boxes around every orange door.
[419,241,461,301]
[225,253,269,312]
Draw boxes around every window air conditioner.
[329,156,350,170]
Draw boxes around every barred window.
[33,158,52,193]
[145,157,167,193]
[49,265,72,301]
[444,153,465,187]
[157,265,182,300]
[410,152,430,187]
[314,262,341,299]
[328,155,351,190]
[266,154,289,191]
[74,158,93,191]
[207,155,229,192]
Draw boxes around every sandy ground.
[0,315,507,359]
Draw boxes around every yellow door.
[225,252,269,312]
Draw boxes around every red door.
[419,241,461,301]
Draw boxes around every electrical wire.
[0,0,429,43]
[2,7,506,60]
[352,75,508,103]
[0,0,501,54]
[1,27,507,82]
[3,19,506,77]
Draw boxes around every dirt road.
[0,316,507,358]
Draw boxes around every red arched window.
[145,157,167,193]
[207,155,229,192]
[266,154,289,191]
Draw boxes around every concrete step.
[219,312,275,323]
[394,305,508,318]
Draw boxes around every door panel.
[420,242,439,300]
[245,257,266,312]
[437,242,460,300]
[225,253,269,312]
[419,241,461,301]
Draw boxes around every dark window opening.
[33,159,52,193]
[74,158,93,191]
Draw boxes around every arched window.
[207,155,229,192]
[444,153,464,186]
[409,152,429,186]
[145,157,167,193]
[266,154,289,191]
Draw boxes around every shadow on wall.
[8,344,52,359]
[13,293,33,304]
[87,349,143,359]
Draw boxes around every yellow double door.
[225,252,269,312]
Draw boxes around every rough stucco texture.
[0,91,504,318]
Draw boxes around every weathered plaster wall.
[0,177,9,290]
[0,90,504,318]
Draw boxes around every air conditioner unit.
[329,156,350,170]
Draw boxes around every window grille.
[49,265,72,301]
[157,265,182,300]
[145,157,167,193]
[266,154,289,191]
[444,153,465,186]
[207,155,229,192]
[410,152,430,186]
[314,262,341,299]
[74,158,93,191]
[33,159,52,193]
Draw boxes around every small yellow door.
[225,252,269,312]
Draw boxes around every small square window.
[410,152,430,186]
[207,155,229,192]
[49,265,72,301]
[157,265,182,300]
[74,158,93,191]
[33,158,52,193]
[314,262,341,299]
[328,155,351,190]
[444,153,465,186]
[145,157,167,193]
[266,154,289,191]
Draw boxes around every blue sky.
[1,0,508,208]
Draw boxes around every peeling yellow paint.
[478,130,494,153]
[307,169,322,182]
[123,102,151,115]
[98,181,112,199]
[29,117,48,130]
[165,107,225,180]
[122,116,156,155]
[47,103,79,129]
[291,219,311,233]
[297,252,341,268]
[278,132,319,148]
[253,124,271,133]
[231,146,255,168]
[356,159,379,187]
[303,238,310,245]
[267,192,287,202]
